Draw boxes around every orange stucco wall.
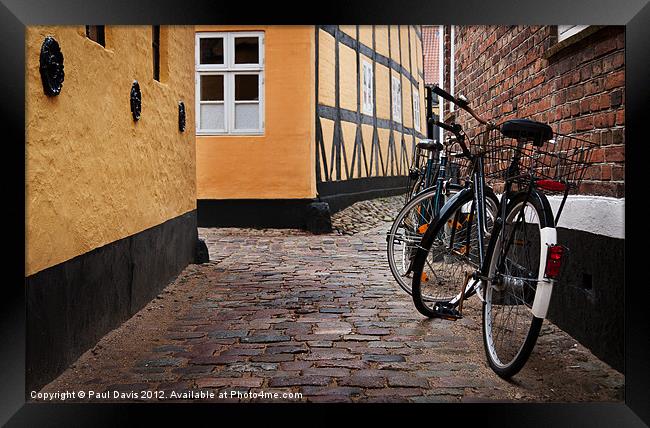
[195,25,316,200]
[26,26,196,276]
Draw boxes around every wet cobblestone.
[330,195,404,235]
[40,198,623,403]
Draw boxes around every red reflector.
[536,180,567,192]
[545,245,564,279]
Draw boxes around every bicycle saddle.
[417,140,444,151]
[501,119,553,147]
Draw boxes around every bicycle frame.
[443,137,539,307]
[425,84,565,319]
[468,140,560,320]
[410,146,451,227]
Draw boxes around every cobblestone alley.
[41,197,624,403]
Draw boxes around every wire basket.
[475,128,598,194]
[445,151,473,185]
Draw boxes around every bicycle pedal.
[434,303,462,320]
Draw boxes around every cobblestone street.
[41,197,624,403]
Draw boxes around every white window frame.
[195,31,265,135]
[361,60,373,115]
[413,89,421,132]
[392,75,402,124]
[557,25,589,43]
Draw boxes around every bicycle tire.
[387,184,463,297]
[410,187,499,318]
[481,190,554,378]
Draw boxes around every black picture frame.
[2,0,647,425]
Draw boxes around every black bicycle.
[386,135,466,297]
[410,85,596,378]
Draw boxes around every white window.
[392,75,402,123]
[558,25,589,42]
[195,32,264,135]
[361,60,373,115]
[413,89,421,132]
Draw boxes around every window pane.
[235,104,259,129]
[200,38,224,64]
[200,103,224,130]
[235,75,259,101]
[200,75,224,101]
[234,37,259,64]
[86,25,105,47]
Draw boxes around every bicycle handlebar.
[431,84,459,106]
[430,84,492,127]
[432,119,471,158]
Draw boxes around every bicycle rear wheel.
[410,188,499,317]
[482,190,554,378]
[387,184,462,296]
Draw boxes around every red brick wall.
[453,26,624,197]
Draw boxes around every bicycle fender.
[531,227,557,319]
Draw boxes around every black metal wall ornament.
[130,80,142,121]
[178,101,186,132]
[39,36,65,97]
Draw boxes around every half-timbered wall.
[315,25,426,209]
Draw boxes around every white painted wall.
[547,195,624,240]
[494,195,624,239]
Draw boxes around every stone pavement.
[40,197,623,403]
[331,196,405,235]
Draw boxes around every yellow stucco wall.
[400,26,411,73]
[318,30,336,108]
[196,25,315,200]
[389,26,400,60]
[375,63,390,120]
[359,26,372,48]
[361,124,374,177]
[341,121,357,179]
[339,43,357,112]
[375,26,389,57]
[339,25,356,38]
[26,25,196,277]
[320,117,335,180]
[410,27,419,79]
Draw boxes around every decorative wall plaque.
[130,80,141,121]
[39,37,65,96]
[178,101,186,132]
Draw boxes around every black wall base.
[197,199,332,233]
[317,176,408,213]
[25,210,198,393]
[548,228,624,373]
[198,177,408,232]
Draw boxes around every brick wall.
[452,26,624,197]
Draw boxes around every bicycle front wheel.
[387,184,462,296]
[482,190,554,378]
[410,188,499,317]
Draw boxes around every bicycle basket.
[477,127,598,194]
[445,151,473,185]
